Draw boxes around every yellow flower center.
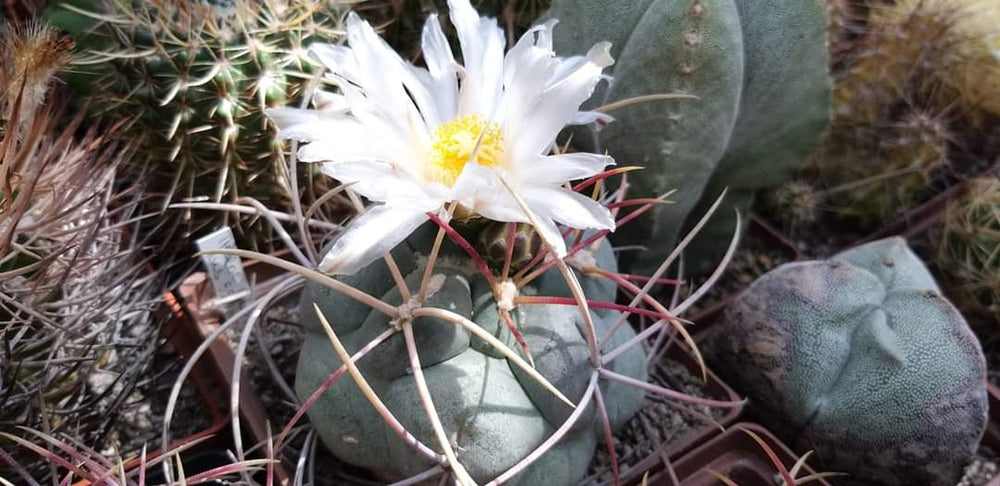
[426,115,505,186]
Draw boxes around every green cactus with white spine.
[296,228,646,485]
[44,0,344,247]
[710,237,987,486]
[548,0,831,275]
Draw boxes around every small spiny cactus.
[764,180,822,227]
[934,177,1000,321]
[44,0,347,248]
[711,237,988,486]
[1,21,162,480]
[870,0,1000,118]
[819,109,950,223]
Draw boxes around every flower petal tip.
[587,41,615,67]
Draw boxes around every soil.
[584,356,727,486]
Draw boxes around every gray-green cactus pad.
[296,231,645,485]
[711,237,987,485]
[549,0,831,275]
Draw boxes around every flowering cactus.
[711,237,988,485]
[268,0,619,276]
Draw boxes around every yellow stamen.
[426,115,504,186]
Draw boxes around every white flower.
[268,0,617,275]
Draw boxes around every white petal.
[508,42,614,163]
[267,107,322,131]
[448,0,506,117]
[274,120,344,142]
[309,44,362,86]
[312,14,433,145]
[523,186,615,232]
[421,13,459,122]
[501,44,558,145]
[312,90,350,114]
[504,19,558,88]
[569,111,614,127]
[533,214,567,258]
[522,153,615,185]
[321,161,440,210]
[297,138,384,163]
[450,160,494,201]
[320,205,430,275]
[422,13,456,79]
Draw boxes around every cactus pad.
[549,0,831,275]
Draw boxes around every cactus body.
[711,237,987,485]
[296,230,645,485]
[549,0,831,275]
[44,0,344,246]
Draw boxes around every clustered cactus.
[549,0,832,275]
[711,237,988,486]
[1,21,162,480]
[44,0,348,250]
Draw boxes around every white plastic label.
[196,227,250,300]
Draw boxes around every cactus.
[817,0,1000,225]
[1,21,162,480]
[934,178,1000,321]
[548,0,831,275]
[818,109,950,223]
[710,237,988,486]
[296,229,646,485]
[867,0,1000,118]
[763,180,822,227]
[43,0,346,249]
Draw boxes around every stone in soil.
[957,446,999,486]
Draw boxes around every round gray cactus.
[295,229,646,485]
[711,237,987,485]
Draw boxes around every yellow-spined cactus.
[819,109,950,223]
[874,0,1000,117]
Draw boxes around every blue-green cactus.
[296,229,646,485]
[711,237,987,485]
[549,0,832,275]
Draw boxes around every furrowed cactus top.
[296,230,646,485]
[711,237,987,485]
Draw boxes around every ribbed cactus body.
[296,230,645,485]
[712,237,987,485]
[44,0,343,243]
[549,0,831,275]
